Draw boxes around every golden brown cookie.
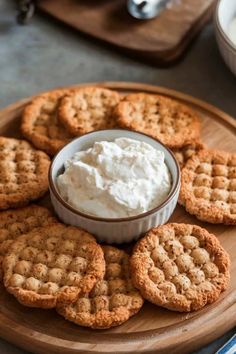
[3,224,105,308]
[0,137,50,210]
[0,205,57,280]
[58,87,121,135]
[21,90,74,156]
[130,223,230,312]
[179,149,236,224]
[57,246,144,329]
[172,141,205,169]
[115,93,200,149]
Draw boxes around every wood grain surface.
[0,82,235,354]
[38,0,216,65]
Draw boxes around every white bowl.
[49,129,180,244]
[214,0,236,77]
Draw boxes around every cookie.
[0,205,57,280]
[172,141,205,169]
[115,93,200,149]
[21,90,74,156]
[0,137,50,210]
[57,246,144,329]
[3,224,105,308]
[58,87,121,135]
[179,149,236,224]
[130,223,230,312]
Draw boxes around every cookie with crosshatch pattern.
[0,205,57,280]
[58,87,121,136]
[130,223,230,312]
[57,246,144,329]
[3,224,105,309]
[179,149,236,224]
[114,93,200,149]
[172,141,205,169]
[0,137,50,210]
[21,89,74,156]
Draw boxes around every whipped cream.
[57,138,172,218]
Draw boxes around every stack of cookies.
[2,220,144,328]
[0,85,233,330]
[21,87,121,156]
[20,86,202,159]
[0,218,230,328]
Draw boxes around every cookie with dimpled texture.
[57,246,144,329]
[0,205,57,281]
[172,141,205,169]
[58,87,121,136]
[179,149,236,224]
[21,89,74,156]
[114,93,200,149]
[130,223,230,312]
[3,223,105,309]
[0,137,50,210]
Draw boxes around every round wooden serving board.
[0,82,235,354]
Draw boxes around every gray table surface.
[0,1,235,353]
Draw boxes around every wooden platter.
[38,0,216,65]
[0,82,235,354]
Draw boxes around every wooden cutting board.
[0,82,235,354]
[38,0,216,65]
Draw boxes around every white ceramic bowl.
[215,0,236,77]
[49,129,180,244]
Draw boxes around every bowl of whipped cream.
[215,0,236,77]
[49,129,180,244]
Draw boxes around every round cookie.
[58,87,120,135]
[0,137,50,210]
[21,90,74,156]
[57,246,144,329]
[3,224,105,309]
[130,223,230,312]
[179,149,236,224]
[115,93,200,149]
[172,141,205,170]
[0,205,57,280]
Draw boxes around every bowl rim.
[215,0,236,52]
[49,129,180,223]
